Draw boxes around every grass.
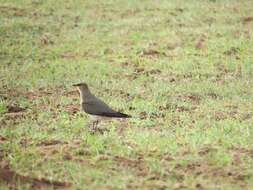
[0,0,253,189]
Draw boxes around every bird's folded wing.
[82,101,130,118]
[99,112,131,118]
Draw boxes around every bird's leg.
[92,120,98,131]
[95,120,99,129]
[88,116,109,134]
[88,116,99,133]
[88,120,95,133]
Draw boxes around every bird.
[73,82,131,132]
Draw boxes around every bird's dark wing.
[82,100,131,118]
[99,112,131,118]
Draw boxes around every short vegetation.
[0,0,253,189]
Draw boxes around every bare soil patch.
[37,139,67,146]
[6,105,26,113]
[0,165,72,190]
[241,17,253,24]
[0,5,28,17]
[64,104,79,115]
[113,155,149,176]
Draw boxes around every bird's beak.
[72,84,79,87]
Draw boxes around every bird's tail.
[117,112,132,118]
[102,112,131,118]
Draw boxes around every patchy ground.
[1,0,253,189]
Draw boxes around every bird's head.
[72,82,89,92]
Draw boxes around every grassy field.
[1,0,253,189]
